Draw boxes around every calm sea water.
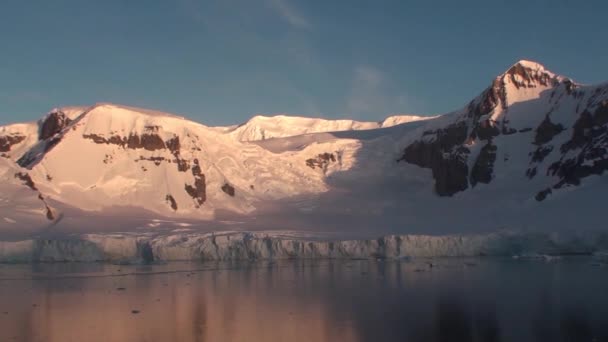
[0,257,607,342]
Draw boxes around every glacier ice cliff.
[1,231,607,263]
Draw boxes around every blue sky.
[1,0,607,126]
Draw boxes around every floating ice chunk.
[512,253,561,262]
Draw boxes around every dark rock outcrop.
[306,153,336,172]
[83,133,166,151]
[467,78,505,119]
[525,167,537,179]
[524,114,564,182]
[530,146,553,163]
[534,115,564,145]
[45,205,55,220]
[127,133,166,150]
[546,101,608,189]
[504,62,557,89]
[40,111,72,140]
[400,122,470,196]
[221,183,235,197]
[14,172,37,191]
[470,142,497,186]
[14,172,55,220]
[0,134,26,152]
[165,195,178,211]
[136,156,167,166]
[84,132,193,172]
[166,136,189,172]
[184,159,206,207]
[471,119,500,141]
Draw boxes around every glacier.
[1,230,607,263]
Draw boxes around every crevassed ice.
[1,231,607,263]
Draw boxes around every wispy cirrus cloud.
[347,66,387,115]
[267,0,311,30]
[346,65,410,119]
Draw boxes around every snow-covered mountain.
[9,104,343,222]
[1,60,608,261]
[221,113,431,142]
[398,60,608,201]
[0,104,431,226]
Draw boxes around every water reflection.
[0,258,607,341]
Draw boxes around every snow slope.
[1,60,608,261]
[223,114,431,142]
[0,121,38,161]
[0,158,56,236]
[14,103,336,221]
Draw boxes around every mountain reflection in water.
[0,258,607,342]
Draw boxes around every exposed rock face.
[221,183,235,197]
[504,63,557,89]
[165,195,178,211]
[45,205,55,220]
[306,153,336,172]
[14,172,55,220]
[471,119,500,141]
[544,101,608,192]
[525,114,566,182]
[398,69,516,196]
[530,146,553,163]
[0,134,26,152]
[469,79,505,118]
[136,156,167,166]
[534,115,564,145]
[14,172,37,191]
[400,122,470,196]
[83,133,166,151]
[184,159,206,207]
[84,131,194,173]
[166,136,190,172]
[470,142,497,186]
[40,111,72,140]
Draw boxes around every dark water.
[0,257,607,342]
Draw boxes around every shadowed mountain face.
[0,60,607,235]
[399,60,608,200]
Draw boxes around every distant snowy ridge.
[224,114,432,142]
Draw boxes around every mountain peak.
[87,103,186,120]
[510,59,547,71]
[498,59,563,89]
